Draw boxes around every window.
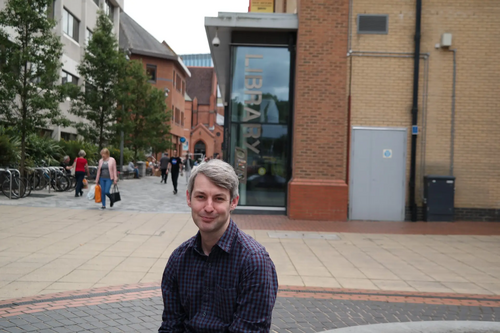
[176,74,181,91]
[93,0,99,6]
[181,112,184,127]
[172,105,175,121]
[61,132,77,141]
[46,0,56,19]
[104,0,114,21]
[146,65,157,82]
[0,42,18,75]
[62,8,80,42]
[62,70,78,85]
[182,81,185,95]
[85,29,93,46]
[175,108,181,125]
[85,82,97,102]
[357,14,389,34]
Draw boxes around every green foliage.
[69,10,127,152]
[0,0,68,173]
[0,126,20,166]
[116,60,172,160]
[58,140,99,165]
[25,134,64,166]
[106,146,139,164]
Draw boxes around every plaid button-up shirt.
[159,220,278,332]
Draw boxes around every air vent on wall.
[357,14,389,34]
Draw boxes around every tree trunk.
[99,106,104,153]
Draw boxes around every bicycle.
[0,168,26,199]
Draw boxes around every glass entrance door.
[229,46,292,207]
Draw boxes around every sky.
[125,0,250,55]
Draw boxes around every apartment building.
[0,0,124,140]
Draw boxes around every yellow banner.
[250,0,274,13]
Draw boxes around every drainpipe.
[409,0,422,222]
[449,49,457,176]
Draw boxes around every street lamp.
[119,49,131,180]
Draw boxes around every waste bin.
[423,175,455,222]
[136,161,146,177]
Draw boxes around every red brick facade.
[186,67,224,160]
[288,0,350,220]
[130,53,188,158]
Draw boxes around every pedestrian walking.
[183,153,194,184]
[168,149,182,194]
[159,153,169,184]
[158,159,278,332]
[95,148,118,209]
[72,150,89,197]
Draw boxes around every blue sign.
[180,137,186,143]
[412,125,418,135]
[383,149,392,158]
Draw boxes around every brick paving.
[235,215,500,235]
[1,178,500,331]
[0,284,499,332]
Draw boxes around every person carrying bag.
[95,148,118,209]
[73,150,90,197]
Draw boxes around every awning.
[205,12,298,104]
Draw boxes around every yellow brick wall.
[349,0,500,209]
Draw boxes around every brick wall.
[350,0,500,213]
[288,0,349,220]
[130,54,187,142]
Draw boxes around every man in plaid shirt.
[159,159,278,332]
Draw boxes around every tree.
[69,10,126,152]
[117,60,172,160]
[0,0,67,174]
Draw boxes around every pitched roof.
[186,67,214,105]
[119,12,191,78]
[119,12,176,59]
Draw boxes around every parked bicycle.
[0,168,26,199]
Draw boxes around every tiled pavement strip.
[0,284,499,332]
[1,176,500,331]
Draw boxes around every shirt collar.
[190,219,238,255]
[217,219,238,254]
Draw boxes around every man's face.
[187,173,238,237]
[174,150,177,156]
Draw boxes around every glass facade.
[229,46,291,207]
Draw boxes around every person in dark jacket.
[159,153,169,184]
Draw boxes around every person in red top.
[72,150,90,197]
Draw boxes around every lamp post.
[119,130,124,179]
[119,49,131,180]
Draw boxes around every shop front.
[205,13,297,213]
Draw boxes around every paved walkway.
[0,175,191,213]
[0,283,499,332]
[1,177,500,331]
[0,206,499,300]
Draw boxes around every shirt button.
[203,312,206,317]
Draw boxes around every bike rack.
[27,167,37,191]
[0,168,13,199]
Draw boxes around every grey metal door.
[349,127,407,221]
